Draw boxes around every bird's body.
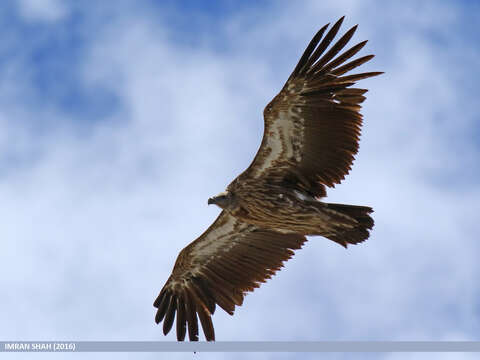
[228,178,327,233]
[225,177,372,244]
[153,17,381,341]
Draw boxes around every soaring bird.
[154,17,381,341]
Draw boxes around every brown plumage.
[154,16,381,341]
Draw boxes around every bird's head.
[208,190,235,210]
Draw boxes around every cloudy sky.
[1,0,479,359]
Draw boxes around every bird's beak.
[208,197,215,205]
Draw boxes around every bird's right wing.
[154,211,306,341]
[241,17,382,197]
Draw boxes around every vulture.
[154,16,381,341]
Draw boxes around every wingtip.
[330,16,346,37]
[162,326,169,336]
[326,16,344,34]
[343,24,359,39]
[320,22,330,31]
[154,308,163,324]
[335,16,345,27]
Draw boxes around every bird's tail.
[320,203,374,248]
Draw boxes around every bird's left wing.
[154,211,306,341]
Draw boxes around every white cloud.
[17,0,68,22]
[1,1,479,359]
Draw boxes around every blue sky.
[1,1,480,359]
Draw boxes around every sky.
[1,0,480,359]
